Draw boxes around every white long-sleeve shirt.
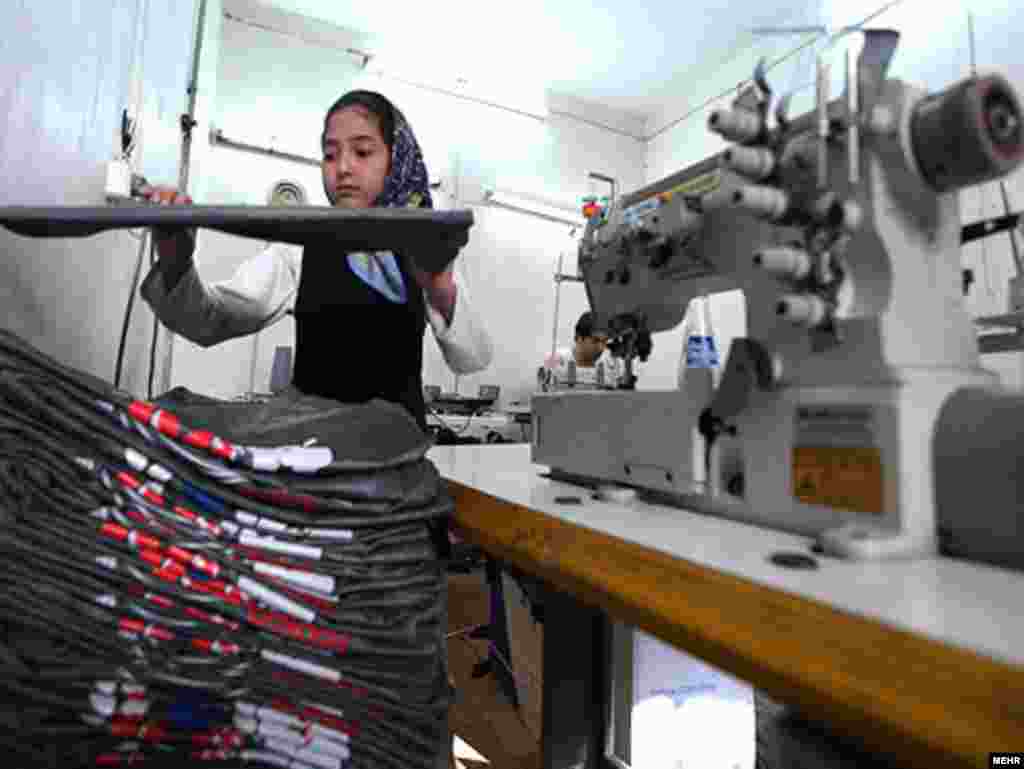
[140,242,493,375]
[539,347,631,390]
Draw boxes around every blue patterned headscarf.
[322,90,433,304]
[376,104,433,211]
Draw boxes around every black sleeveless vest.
[292,243,428,433]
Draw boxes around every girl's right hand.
[144,185,192,207]
[142,185,196,263]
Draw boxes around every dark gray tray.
[0,205,474,273]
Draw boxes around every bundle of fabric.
[0,328,451,769]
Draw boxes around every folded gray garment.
[266,458,437,499]
[248,458,444,510]
[0,205,472,274]
[152,386,454,522]
[227,462,450,519]
[0,331,442,504]
[156,385,432,471]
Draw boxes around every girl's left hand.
[411,264,457,323]
[410,264,455,295]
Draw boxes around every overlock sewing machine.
[531,30,1024,561]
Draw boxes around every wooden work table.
[428,444,1024,769]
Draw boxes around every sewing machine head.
[581,30,1023,376]
[534,30,1024,560]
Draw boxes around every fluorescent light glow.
[483,189,584,227]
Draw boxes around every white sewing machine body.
[532,31,1024,560]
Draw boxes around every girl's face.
[321,106,391,208]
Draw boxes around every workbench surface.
[429,443,1024,769]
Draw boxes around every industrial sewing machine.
[532,30,1024,561]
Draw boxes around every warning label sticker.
[666,170,722,199]
[792,406,884,515]
[792,447,884,514]
[626,170,723,219]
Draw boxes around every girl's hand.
[411,265,457,324]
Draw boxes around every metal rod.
[969,9,1023,275]
[588,172,618,208]
[999,183,1024,274]
[249,327,261,395]
[847,47,859,185]
[968,11,977,76]
[552,251,564,359]
[160,0,209,398]
[179,0,207,196]
[210,128,321,168]
[816,57,830,189]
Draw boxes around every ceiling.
[230,0,826,119]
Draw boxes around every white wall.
[169,6,647,406]
[643,0,1024,390]
[0,0,198,396]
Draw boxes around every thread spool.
[723,145,776,179]
[732,185,790,220]
[910,73,1024,192]
[708,108,763,143]
[753,247,812,280]
[777,294,827,326]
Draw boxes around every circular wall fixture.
[267,180,307,206]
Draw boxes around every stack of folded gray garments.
[0,328,451,769]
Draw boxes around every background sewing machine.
[425,385,528,444]
[532,30,1024,563]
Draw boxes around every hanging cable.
[147,235,160,399]
[114,230,151,391]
